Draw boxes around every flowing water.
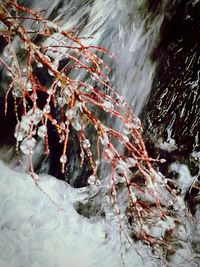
[28,0,166,114]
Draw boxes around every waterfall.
[28,0,166,115]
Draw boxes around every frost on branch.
[0,0,189,258]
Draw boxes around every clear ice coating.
[60,154,67,163]
[82,139,91,150]
[14,108,43,141]
[20,137,37,155]
[37,125,47,139]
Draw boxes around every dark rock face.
[143,0,200,154]
[141,0,200,212]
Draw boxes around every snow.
[169,163,195,195]
[0,160,158,267]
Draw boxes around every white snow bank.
[0,161,158,267]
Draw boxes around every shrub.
[0,0,184,256]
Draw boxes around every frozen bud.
[37,62,43,68]
[20,137,36,155]
[26,81,32,91]
[104,148,115,161]
[116,95,125,107]
[44,55,51,62]
[65,109,74,119]
[88,175,96,185]
[123,126,131,135]
[32,173,39,180]
[57,80,62,87]
[60,155,67,163]
[133,117,141,129]
[48,69,54,77]
[52,119,57,125]
[14,122,25,141]
[100,132,109,146]
[28,108,43,124]
[43,105,51,113]
[37,125,47,139]
[92,73,99,80]
[57,97,64,107]
[15,132,24,142]
[47,88,54,94]
[130,190,137,203]
[82,139,91,150]
[71,119,82,131]
[85,85,93,92]
[12,88,22,98]
[102,101,114,112]
[60,122,65,130]
[122,134,129,143]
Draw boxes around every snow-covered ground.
[0,160,162,267]
[1,160,199,267]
